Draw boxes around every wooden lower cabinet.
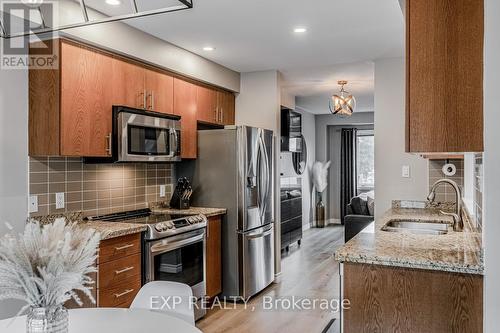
[206,215,222,298]
[67,233,142,309]
[343,263,483,333]
[97,234,142,308]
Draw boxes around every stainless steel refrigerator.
[187,126,275,299]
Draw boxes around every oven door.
[145,229,206,317]
[117,110,181,162]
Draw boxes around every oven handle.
[150,232,205,255]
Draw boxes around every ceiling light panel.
[0,0,193,39]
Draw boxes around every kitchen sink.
[381,219,449,235]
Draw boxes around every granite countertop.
[31,211,146,241]
[76,220,147,241]
[334,207,484,275]
[151,206,227,217]
[31,206,227,241]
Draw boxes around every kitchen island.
[335,204,483,333]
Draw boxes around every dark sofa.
[344,191,374,243]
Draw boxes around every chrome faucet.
[427,179,464,232]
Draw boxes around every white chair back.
[130,281,195,326]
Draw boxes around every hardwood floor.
[197,224,344,333]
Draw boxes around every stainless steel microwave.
[112,106,181,162]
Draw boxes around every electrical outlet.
[55,192,65,209]
[160,185,166,198]
[402,165,410,178]
[29,195,38,213]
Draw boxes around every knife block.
[170,184,191,210]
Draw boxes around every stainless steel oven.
[145,228,206,320]
[113,106,181,162]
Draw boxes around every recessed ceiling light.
[105,0,121,5]
[294,27,307,33]
[203,46,215,51]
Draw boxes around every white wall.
[374,58,428,216]
[236,71,280,131]
[484,0,500,330]
[0,56,29,318]
[280,90,296,110]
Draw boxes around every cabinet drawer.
[99,253,141,290]
[98,277,141,308]
[99,233,141,264]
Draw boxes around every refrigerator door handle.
[257,136,266,221]
[258,133,271,222]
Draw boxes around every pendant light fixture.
[329,80,356,117]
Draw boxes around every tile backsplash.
[29,157,174,217]
[428,159,464,202]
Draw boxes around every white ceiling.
[124,0,404,113]
[282,61,375,114]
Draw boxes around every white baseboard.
[327,218,342,225]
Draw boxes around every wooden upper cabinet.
[60,42,114,157]
[144,68,174,114]
[197,85,218,123]
[218,90,236,125]
[406,0,484,153]
[111,59,145,109]
[174,78,198,159]
[29,38,233,159]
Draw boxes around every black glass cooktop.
[88,209,190,225]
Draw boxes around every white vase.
[26,306,68,333]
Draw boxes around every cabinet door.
[206,215,222,298]
[111,58,146,109]
[144,68,174,114]
[60,42,113,157]
[406,0,483,152]
[174,78,198,159]
[197,85,218,123]
[218,90,235,125]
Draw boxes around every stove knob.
[167,222,174,229]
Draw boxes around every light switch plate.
[402,165,410,178]
[55,192,65,209]
[159,185,166,198]
[29,195,38,213]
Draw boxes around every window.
[357,133,374,193]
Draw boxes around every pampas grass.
[312,161,331,193]
[0,219,100,314]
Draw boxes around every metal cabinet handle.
[147,91,154,110]
[214,107,218,122]
[115,266,134,275]
[106,133,112,155]
[220,108,224,124]
[139,91,145,108]
[114,244,134,251]
[114,289,134,299]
